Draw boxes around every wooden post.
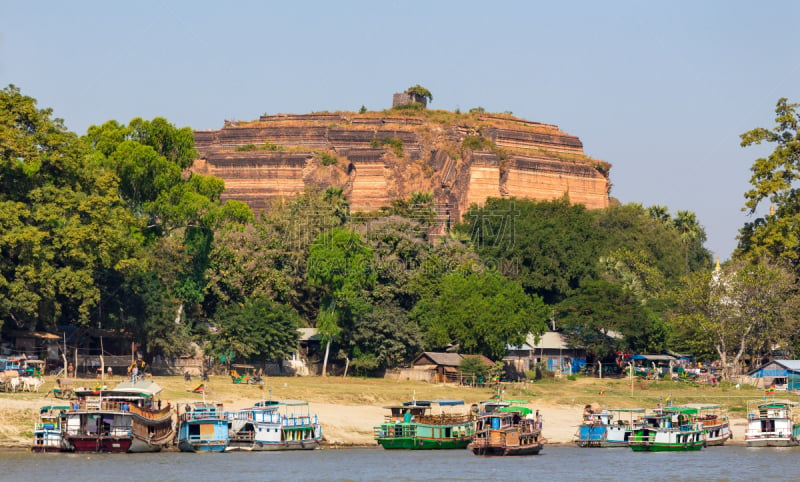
[629,362,634,396]
[100,336,105,381]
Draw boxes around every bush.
[372,137,404,157]
[392,102,425,112]
[319,152,338,166]
[462,135,492,151]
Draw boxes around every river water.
[3,446,797,481]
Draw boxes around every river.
[4,446,797,481]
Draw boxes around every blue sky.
[3,0,799,260]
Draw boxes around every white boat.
[227,400,322,451]
[31,405,70,452]
[678,403,732,446]
[745,400,800,447]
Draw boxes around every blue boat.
[574,408,645,448]
[178,402,229,452]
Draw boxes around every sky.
[3,0,799,260]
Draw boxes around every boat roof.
[603,408,646,413]
[40,405,71,412]
[109,380,163,396]
[277,399,310,406]
[757,400,798,407]
[677,403,722,410]
[496,406,533,416]
[402,399,465,407]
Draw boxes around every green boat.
[374,399,475,449]
[629,408,705,452]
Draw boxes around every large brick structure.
[191,105,611,228]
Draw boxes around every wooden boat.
[469,406,543,456]
[629,409,705,452]
[744,400,800,447]
[31,405,70,452]
[227,400,322,451]
[573,408,645,448]
[374,399,475,450]
[178,401,229,452]
[677,404,732,446]
[62,380,174,453]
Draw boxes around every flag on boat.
[193,383,205,393]
[766,385,775,395]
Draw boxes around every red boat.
[62,380,174,453]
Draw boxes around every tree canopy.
[737,98,800,264]
[412,270,548,360]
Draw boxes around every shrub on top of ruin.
[462,135,492,151]
[236,143,257,152]
[406,84,433,103]
[319,152,338,166]
[392,102,425,112]
[371,137,404,157]
[469,106,486,114]
[359,105,367,114]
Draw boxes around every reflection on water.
[4,446,799,481]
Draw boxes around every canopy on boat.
[678,403,722,411]
[605,408,646,413]
[497,406,533,416]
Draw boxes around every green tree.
[459,355,488,385]
[737,98,800,263]
[348,304,424,369]
[457,197,600,303]
[405,84,433,104]
[413,270,548,360]
[308,227,375,376]
[207,296,301,362]
[557,280,665,361]
[83,116,252,357]
[0,85,140,333]
[669,258,800,379]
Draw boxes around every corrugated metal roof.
[297,328,320,341]
[525,332,569,350]
[749,359,800,377]
[413,352,464,366]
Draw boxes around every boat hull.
[574,439,629,448]
[225,440,320,451]
[377,437,471,450]
[745,437,799,447]
[470,442,543,456]
[178,440,228,452]
[68,436,133,453]
[630,441,704,452]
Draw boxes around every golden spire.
[770,204,775,216]
[715,256,720,270]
